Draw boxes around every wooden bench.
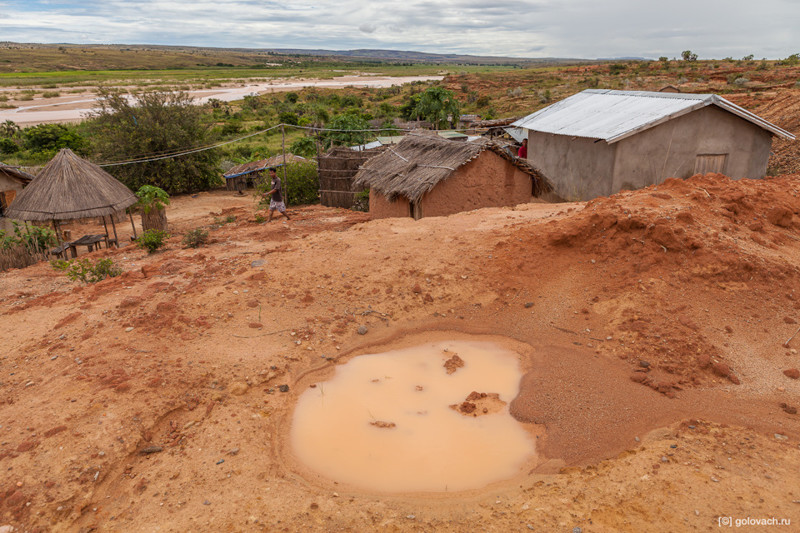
[50,242,72,259]
[68,234,106,257]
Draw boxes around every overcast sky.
[1,0,797,59]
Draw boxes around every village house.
[0,162,35,232]
[513,89,795,201]
[353,133,551,220]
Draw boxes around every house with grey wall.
[512,89,795,201]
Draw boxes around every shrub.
[352,189,369,212]
[137,229,169,254]
[135,185,170,214]
[0,221,55,252]
[0,137,19,154]
[256,161,319,206]
[51,257,122,283]
[289,136,317,158]
[182,228,209,248]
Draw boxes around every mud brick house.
[513,89,795,201]
[353,132,552,220]
[0,162,34,231]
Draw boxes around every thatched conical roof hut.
[5,148,136,221]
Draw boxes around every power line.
[96,123,494,167]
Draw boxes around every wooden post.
[52,219,62,246]
[281,124,288,206]
[129,211,138,240]
[110,216,119,248]
[315,127,322,202]
[102,216,110,248]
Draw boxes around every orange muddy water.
[290,340,535,492]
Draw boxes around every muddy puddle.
[290,340,535,492]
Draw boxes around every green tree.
[0,120,20,138]
[322,113,369,148]
[22,123,87,154]
[289,136,317,158]
[412,87,460,129]
[86,90,221,194]
[681,50,698,61]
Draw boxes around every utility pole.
[281,124,288,205]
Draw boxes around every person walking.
[264,167,290,222]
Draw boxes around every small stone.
[216,459,224,465]
[688,425,696,429]
[357,325,368,335]
[527,525,534,531]
[774,433,788,440]
[783,368,800,380]
[125,327,134,332]
[203,500,211,505]
[278,384,290,393]
[710,476,719,482]
[639,361,650,368]
[251,260,265,267]
[573,528,582,533]
[670,444,677,449]
[332,492,339,498]
[634,437,640,442]
[661,456,668,463]
[50,355,58,361]
[524,302,534,308]
[25,381,34,387]
[229,382,249,395]
[406,515,415,520]
[228,448,240,456]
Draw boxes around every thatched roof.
[5,149,137,221]
[352,133,552,202]
[0,162,35,185]
[223,153,307,179]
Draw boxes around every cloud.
[0,0,797,59]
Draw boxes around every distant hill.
[262,48,588,65]
[0,42,593,72]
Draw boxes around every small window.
[694,154,728,175]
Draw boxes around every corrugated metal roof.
[512,89,795,143]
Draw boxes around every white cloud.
[0,0,797,58]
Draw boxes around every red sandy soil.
[1,178,799,532]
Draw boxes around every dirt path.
[1,178,799,531]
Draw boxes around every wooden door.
[694,154,728,175]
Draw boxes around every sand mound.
[494,173,800,396]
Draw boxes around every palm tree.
[0,120,20,138]
[412,87,461,130]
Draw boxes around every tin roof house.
[513,89,795,201]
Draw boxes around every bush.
[256,161,319,206]
[0,137,19,154]
[352,189,369,212]
[51,257,122,283]
[22,123,87,154]
[135,185,170,214]
[0,221,55,252]
[289,136,317,158]
[182,228,209,248]
[137,229,169,254]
